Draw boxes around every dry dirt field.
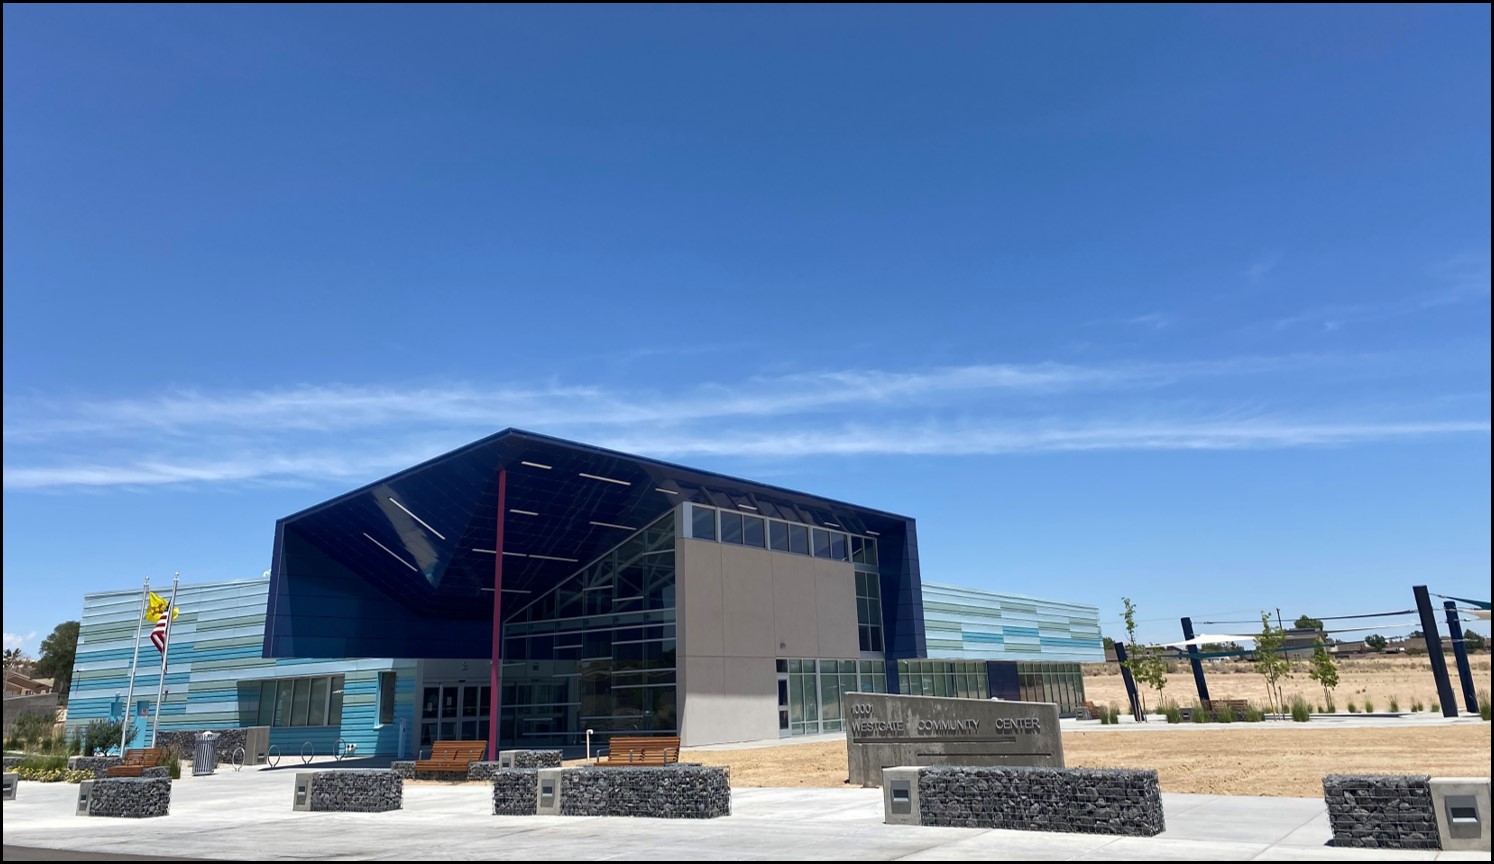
[669,655,1492,797]
[1081,652,1492,712]
[681,723,1492,798]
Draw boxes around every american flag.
[150,609,171,654]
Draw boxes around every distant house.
[3,670,53,696]
[1284,628,1322,652]
[1329,640,1368,655]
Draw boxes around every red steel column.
[488,468,507,759]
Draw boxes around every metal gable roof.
[267,429,915,658]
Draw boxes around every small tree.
[1253,611,1291,717]
[1116,598,1169,715]
[1307,636,1339,709]
[3,647,31,672]
[1294,615,1324,631]
[1365,633,1388,652]
[1132,648,1168,711]
[1465,630,1487,652]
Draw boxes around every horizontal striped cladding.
[67,577,410,756]
[919,582,1103,663]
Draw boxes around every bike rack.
[334,738,349,761]
[300,741,314,764]
[231,746,246,772]
[267,744,282,768]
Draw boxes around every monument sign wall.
[845,692,1063,787]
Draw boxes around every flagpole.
[117,578,151,754]
[149,573,180,747]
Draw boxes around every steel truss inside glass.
[498,510,677,747]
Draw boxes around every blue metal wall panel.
[919,582,1102,663]
[67,578,410,756]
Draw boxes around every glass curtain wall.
[896,660,990,699]
[781,658,887,736]
[499,510,677,747]
[1016,661,1085,716]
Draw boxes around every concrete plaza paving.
[2,760,1489,861]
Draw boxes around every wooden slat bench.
[105,747,163,777]
[1204,698,1251,718]
[413,740,488,776]
[594,736,680,766]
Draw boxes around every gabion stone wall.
[492,769,538,815]
[68,756,124,779]
[141,766,170,779]
[472,752,562,780]
[308,770,403,813]
[1324,774,1439,849]
[559,766,731,819]
[390,760,415,779]
[155,729,250,764]
[917,766,1165,836]
[87,778,171,818]
[2,755,23,769]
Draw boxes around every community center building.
[66,430,1101,757]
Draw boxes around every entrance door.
[420,684,492,749]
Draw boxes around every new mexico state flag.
[144,591,179,622]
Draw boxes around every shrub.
[11,711,56,750]
[1242,705,1266,722]
[1216,704,1236,723]
[1191,703,1210,723]
[1388,696,1400,712]
[1161,701,1182,724]
[1479,690,1491,722]
[64,769,92,783]
[1363,697,1376,713]
[1431,701,1440,713]
[82,718,126,756]
[1290,695,1312,722]
[161,750,182,780]
[14,754,68,780]
[1346,701,1358,713]
[1411,699,1424,712]
[1106,704,1121,724]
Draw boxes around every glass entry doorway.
[420,683,491,749]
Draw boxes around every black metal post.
[1114,641,1144,722]
[1444,600,1478,715]
[1413,585,1458,717]
[1181,616,1211,705]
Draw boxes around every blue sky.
[3,5,1489,653]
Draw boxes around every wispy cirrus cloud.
[3,354,1487,491]
[1273,252,1491,332]
[1247,253,1283,280]
[3,357,1295,442]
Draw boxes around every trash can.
[193,731,219,776]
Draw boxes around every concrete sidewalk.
[2,762,1489,861]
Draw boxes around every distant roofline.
[277,427,914,525]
